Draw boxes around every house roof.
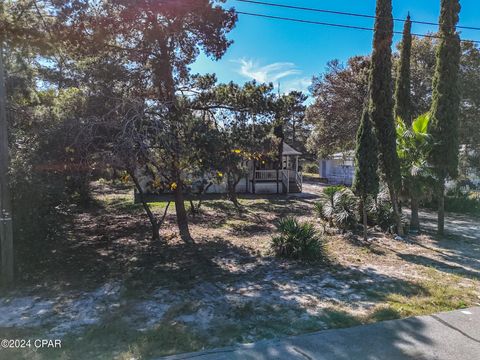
[330,151,355,160]
[283,142,302,156]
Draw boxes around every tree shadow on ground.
[398,253,480,280]
[196,196,313,236]
[124,236,260,292]
[6,185,465,359]
[401,209,480,280]
[3,201,440,360]
[89,263,429,360]
[14,205,153,293]
[22,255,430,360]
[245,197,312,217]
[339,231,388,256]
[201,315,434,360]
[13,189,315,294]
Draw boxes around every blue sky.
[191,0,480,98]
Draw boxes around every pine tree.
[353,109,379,241]
[368,0,403,235]
[394,14,413,125]
[428,0,462,235]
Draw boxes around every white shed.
[318,151,355,186]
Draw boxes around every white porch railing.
[255,170,301,180]
[254,170,279,181]
[253,170,303,193]
[295,171,303,192]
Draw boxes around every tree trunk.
[0,44,14,285]
[130,171,161,241]
[387,181,404,236]
[437,179,445,236]
[410,196,420,231]
[174,184,194,244]
[189,199,197,217]
[362,198,368,241]
[227,173,240,207]
[195,182,212,212]
[155,41,193,245]
[159,201,171,225]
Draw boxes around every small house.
[135,141,303,201]
[246,142,303,194]
[318,151,355,186]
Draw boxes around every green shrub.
[323,185,346,198]
[366,188,396,232]
[304,162,319,174]
[271,217,325,260]
[424,192,480,216]
[314,186,345,224]
[315,185,404,233]
[446,196,480,215]
[315,187,358,230]
[315,195,332,225]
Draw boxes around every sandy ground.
[0,181,479,359]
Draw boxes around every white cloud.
[233,59,311,98]
[235,58,301,84]
[282,77,312,94]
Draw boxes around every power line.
[236,11,480,44]
[236,0,480,32]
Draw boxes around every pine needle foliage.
[353,109,379,200]
[368,0,401,192]
[428,0,462,235]
[428,0,462,180]
[394,14,413,125]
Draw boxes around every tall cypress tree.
[394,14,421,230]
[369,0,403,235]
[428,0,462,235]
[353,109,379,241]
[394,14,413,125]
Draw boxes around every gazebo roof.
[282,142,302,156]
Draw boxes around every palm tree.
[396,113,434,230]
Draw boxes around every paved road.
[161,307,480,360]
[301,180,480,242]
[414,209,480,241]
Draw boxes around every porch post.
[252,159,256,194]
[276,169,279,194]
[295,156,299,173]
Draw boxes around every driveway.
[291,179,327,199]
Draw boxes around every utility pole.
[0,43,14,285]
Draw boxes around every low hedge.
[423,195,480,216]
